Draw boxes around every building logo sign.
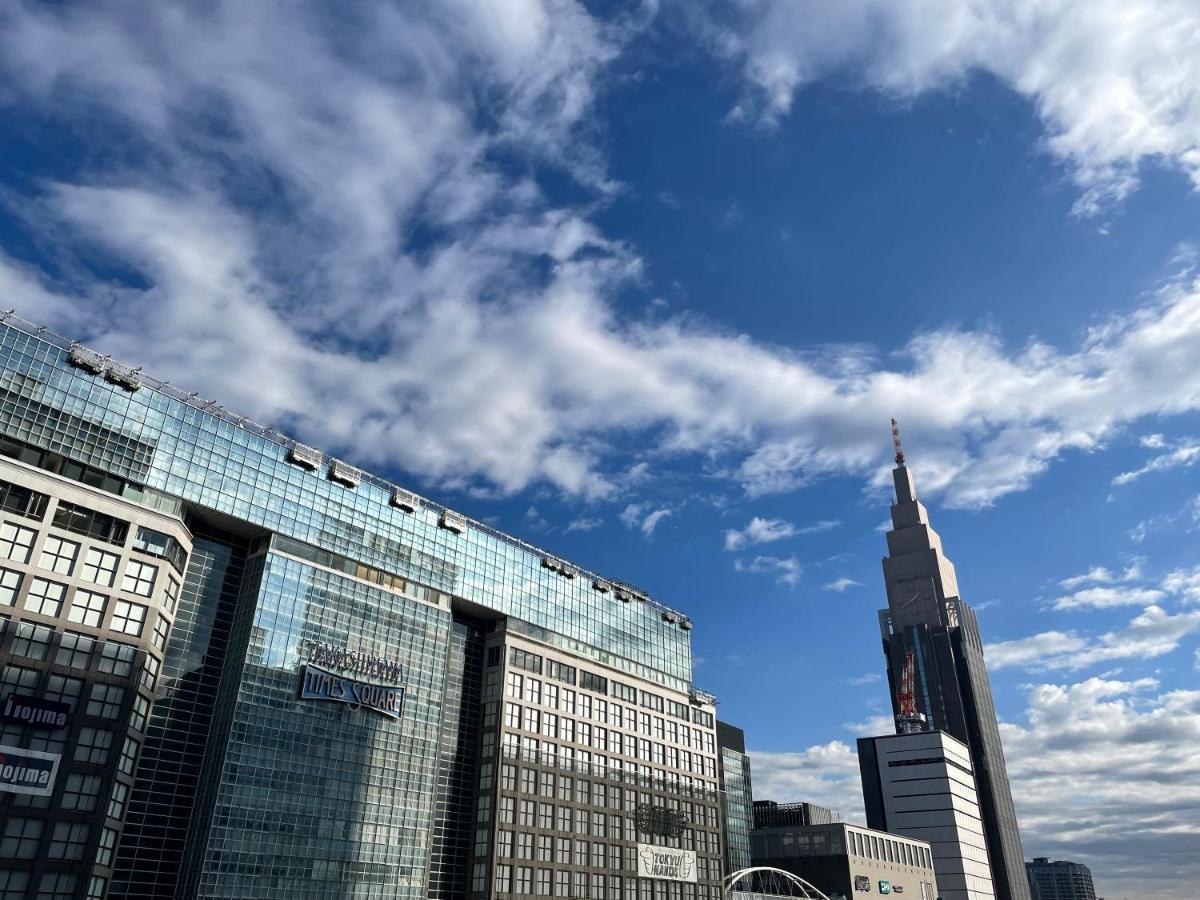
[637,844,696,883]
[854,875,872,892]
[0,745,60,796]
[879,881,891,895]
[302,640,404,684]
[636,803,689,837]
[1,694,69,730]
[297,664,405,719]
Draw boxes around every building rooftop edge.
[0,310,698,627]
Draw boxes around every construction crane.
[895,649,926,734]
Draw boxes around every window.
[12,621,52,660]
[95,827,118,867]
[24,578,66,617]
[119,735,140,776]
[86,878,107,900]
[61,773,103,811]
[486,645,502,667]
[537,868,553,896]
[74,726,114,764]
[56,631,95,670]
[111,599,148,636]
[516,832,533,859]
[82,548,120,587]
[37,873,76,900]
[68,589,108,627]
[53,501,128,545]
[0,479,49,520]
[509,647,543,674]
[539,803,554,829]
[0,521,36,562]
[0,872,29,900]
[133,526,188,573]
[1,817,43,859]
[0,567,20,606]
[561,689,576,714]
[107,780,129,818]
[38,536,79,575]
[515,867,533,894]
[151,614,170,651]
[130,693,149,731]
[121,559,157,597]
[99,641,137,677]
[547,659,576,684]
[506,672,524,699]
[526,678,542,705]
[47,822,90,860]
[581,671,608,694]
[44,674,82,713]
[87,683,125,720]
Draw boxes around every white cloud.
[640,507,672,537]
[724,516,797,550]
[4,3,1200,515]
[1113,435,1200,485]
[564,516,602,533]
[706,0,1200,216]
[987,605,1200,671]
[1052,585,1165,612]
[845,672,882,685]
[1163,565,1200,604]
[1058,565,1118,590]
[735,554,803,587]
[824,576,862,593]
[753,676,1200,897]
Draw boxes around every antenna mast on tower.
[891,418,905,466]
[896,649,927,735]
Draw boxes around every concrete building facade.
[752,820,938,900]
[858,730,994,900]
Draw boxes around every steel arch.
[723,866,833,899]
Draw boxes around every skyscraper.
[1025,858,1098,900]
[0,314,725,899]
[716,720,754,874]
[876,433,1031,900]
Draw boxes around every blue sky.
[1,1,1199,896]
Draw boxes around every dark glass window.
[53,500,129,546]
[133,526,188,574]
[0,478,49,519]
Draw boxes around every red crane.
[897,649,917,719]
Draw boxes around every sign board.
[854,875,872,892]
[297,664,404,719]
[879,881,891,895]
[637,844,696,883]
[636,803,689,837]
[0,745,60,796]
[2,693,70,730]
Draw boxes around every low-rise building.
[752,820,938,900]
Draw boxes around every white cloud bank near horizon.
[1,2,1200,516]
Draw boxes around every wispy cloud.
[823,576,862,593]
[1113,435,1200,485]
[565,516,602,533]
[735,555,803,587]
[846,672,882,685]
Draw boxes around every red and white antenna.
[896,648,927,734]
[891,418,905,466]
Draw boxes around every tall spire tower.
[878,421,1031,900]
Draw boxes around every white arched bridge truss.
[724,866,833,899]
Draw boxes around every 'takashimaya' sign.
[637,844,697,883]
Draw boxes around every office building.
[751,819,938,900]
[858,730,994,900]
[877,436,1030,900]
[0,314,723,899]
[1025,858,1097,900]
[753,800,840,829]
[716,720,754,874]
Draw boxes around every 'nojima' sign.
[637,844,697,883]
[0,745,60,796]
[297,664,405,719]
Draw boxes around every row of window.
[0,869,106,900]
[1,570,168,646]
[2,661,153,730]
[0,519,164,597]
[501,647,711,726]
[849,830,932,869]
[480,866,723,899]
[0,477,49,520]
[502,701,718,778]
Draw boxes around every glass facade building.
[715,721,753,874]
[0,314,721,899]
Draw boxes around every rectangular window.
[0,479,49,520]
[24,578,67,617]
[121,559,157,597]
[38,535,80,575]
[47,822,90,861]
[87,683,125,720]
[81,548,120,587]
[526,677,542,705]
[60,773,102,812]
[546,658,576,684]
[53,501,128,545]
[56,631,95,670]
[12,621,52,660]
[152,614,170,651]
[95,828,118,867]
[98,641,137,676]
[0,566,20,607]
[37,872,77,900]
[509,647,543,674]
[111,599,148,636]
[0,521,36,562]
[68,589,108,627]
[1,817,43,859]
[580,670,608,694]
[74,726,114,765]
[133,526,188,574]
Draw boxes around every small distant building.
[1026,858,1097,900]
[753,800,840,828]
[858,730,995,900]
[752,820,938,900]
[718,720,755,874]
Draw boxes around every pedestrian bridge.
[725,866,834,899]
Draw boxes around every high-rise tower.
[877,424,1031,900]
